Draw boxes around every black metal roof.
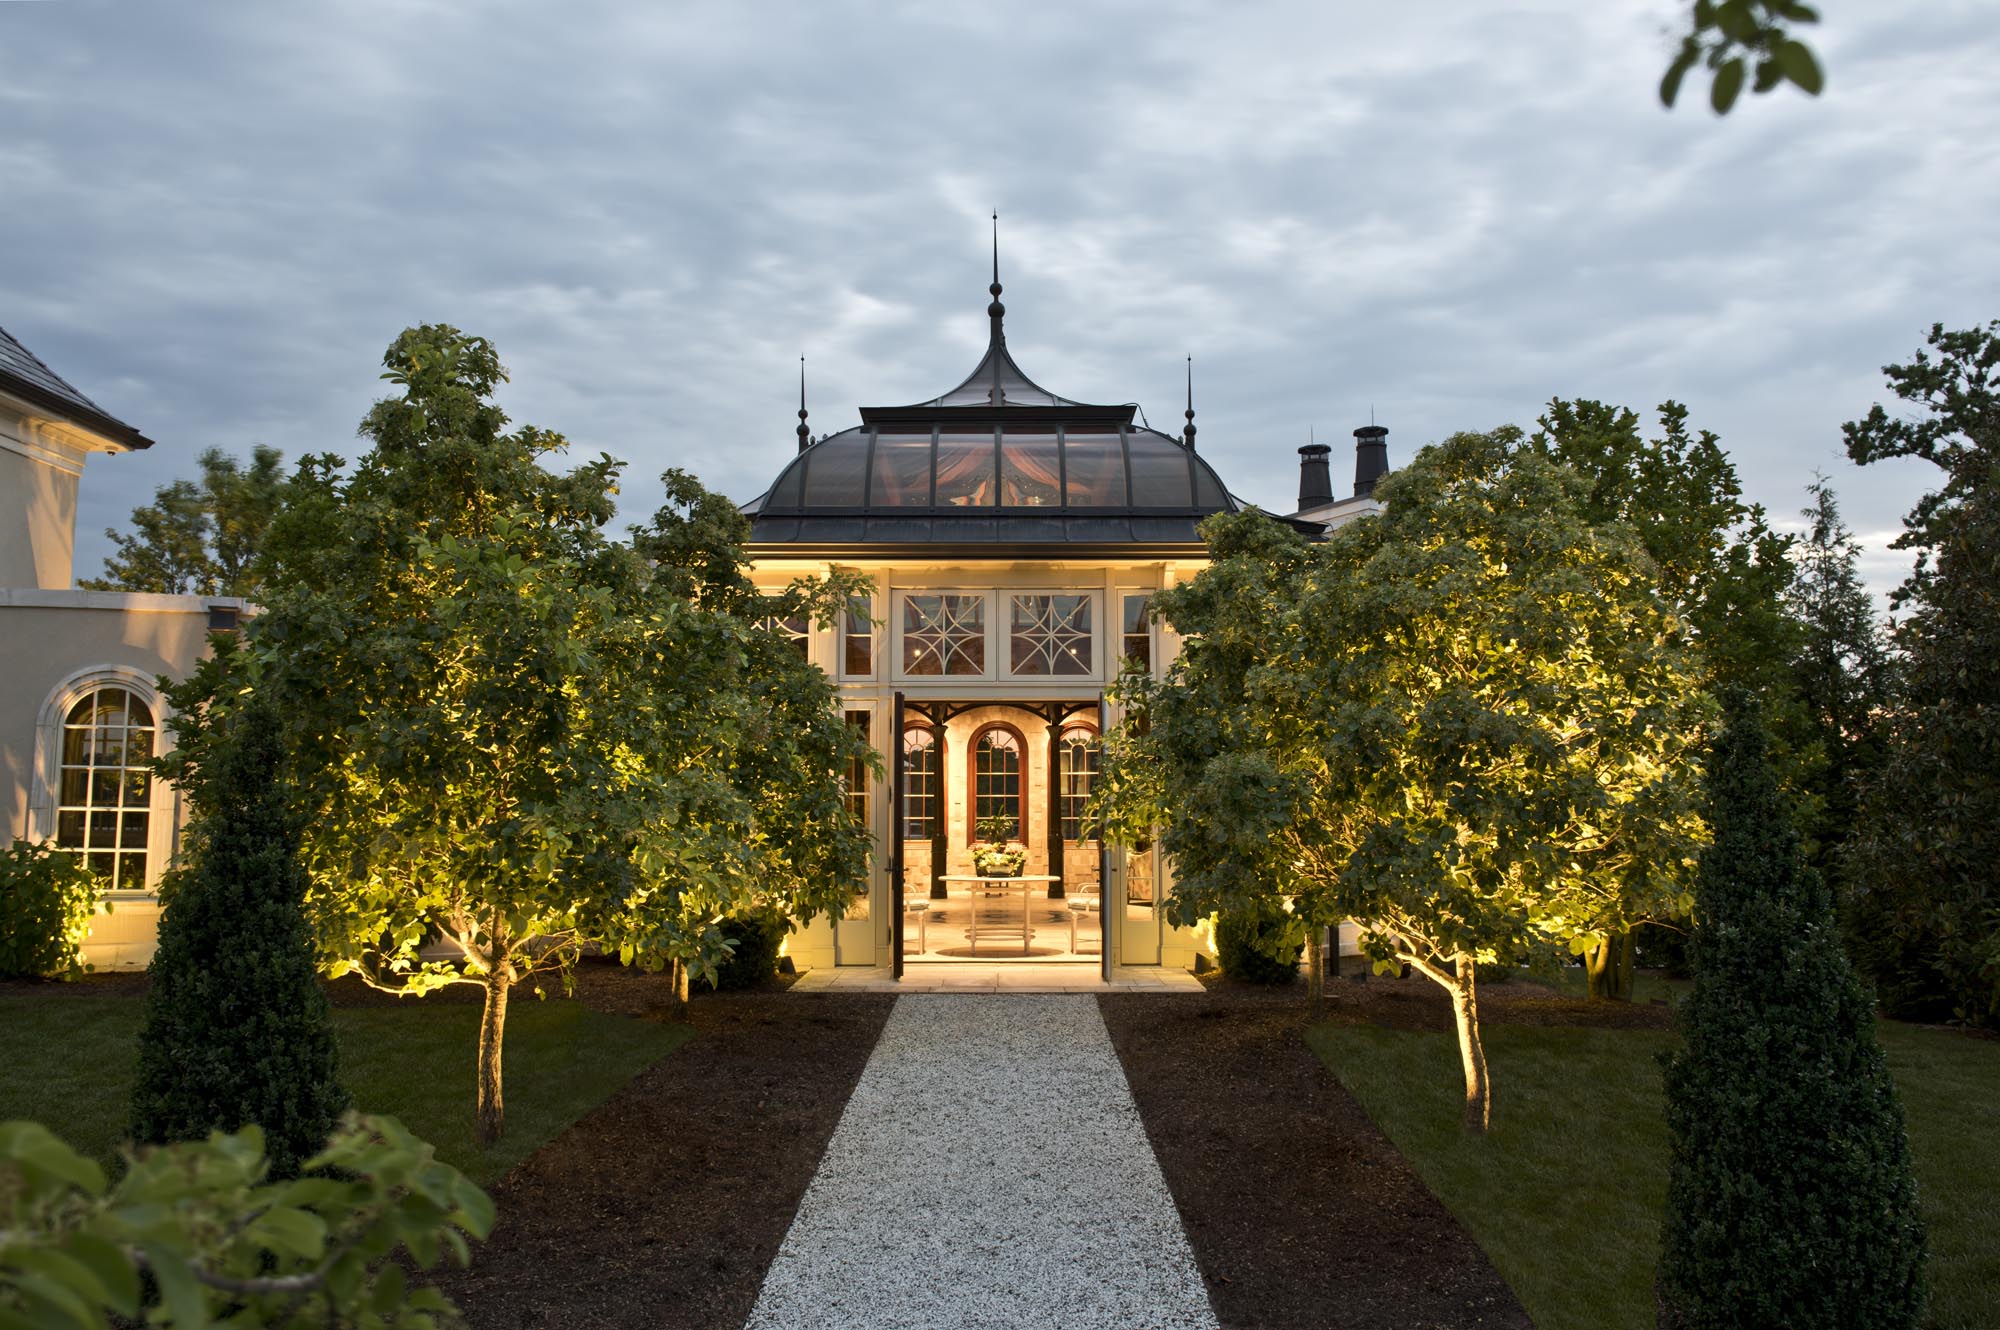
[0,324,154,450]
[746,269,1235,550]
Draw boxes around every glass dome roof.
[755,424,1234,515]
[744,265,1240,549]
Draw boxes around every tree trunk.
[1306,924,1325,1016]
[1450,954,1491,1133]
[476,956,512,1147]
[1584,931,1636,1001]
[668,956,690,1020]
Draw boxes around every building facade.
[1,325,242,969]
[742,271,1382,975]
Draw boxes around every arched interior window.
[902,726,937,840]
[1059,726,1100,842]
[971,726,1024,841]
[55,685,155,891]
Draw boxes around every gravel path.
[744,994,1220,1330]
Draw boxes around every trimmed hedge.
[696,906,790,991]
[1215,903,1303,984]
[0,840,100,980]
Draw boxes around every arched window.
[1059,726,1100,842]
[902,726,937,840]
[52,683,157,892]
[970,725,1024,841]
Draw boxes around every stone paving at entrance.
[743,994,1221,1330]
[791,963,1205,993]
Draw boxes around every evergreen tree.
[1658,694,1925,1330]
[1842,321,2000,1027]
[131,688,347,1178]
[1785,476,1890,869]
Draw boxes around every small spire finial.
[796,356,810,453]
[987,212,1006,328]
[1182,356,1197,450]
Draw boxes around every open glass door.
[1099,698,1115,982]
[834,708,878,966]
[890,692,905,980]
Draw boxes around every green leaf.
[1660,49,1696,107]
[1775,38,1823,94]
[1711,57,1746,114]
[67,1233,141,1316]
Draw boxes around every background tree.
[130,679,347,1177]
[1784,476,1890,875]
[1658,693,1925,1330]
[1532,398,1799,995]
[1842,321,2000,1027]
[81,444,289,597]
[1100,430,1708,1131]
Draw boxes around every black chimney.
[1354,425,1389,498]
[1297,443,1333,510]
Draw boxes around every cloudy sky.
[5,1,1996,600]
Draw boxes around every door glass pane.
[843,710,872,921]
[902,728,937,839]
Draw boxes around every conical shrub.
[130,697,346,1177]
[1657,693,1925,1329]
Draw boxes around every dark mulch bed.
[432,984,895,1330]
[1102,982,1533,1330]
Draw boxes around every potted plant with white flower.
[971,815,1028,878]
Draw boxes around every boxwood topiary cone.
[130,697,347,1178]
[1657,693,1925,1329]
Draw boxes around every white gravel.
[744,994,1220,1330]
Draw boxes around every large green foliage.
[133,690,347,1178]
[80,445,289,598]
[1843,321,2000,1028]
[1658,695,1925,1330]
[1532,399,1803,991]
[1100,429,1708,1125]
[0,841,100,980]
[186,326,869,1142]
[1660,1,1824,113]
[0,1112,492,1328]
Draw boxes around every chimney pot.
[1297,443,1334,511]
[1353,425,1389,499]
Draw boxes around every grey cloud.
[0,0,1992,606]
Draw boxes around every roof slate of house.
[0,324,154,450]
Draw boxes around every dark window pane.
[869,433,933,508]
[57,811,85,846]
[973,729,1023,838]
[1063,434,1126,507]
[843,596,873,675]
[121,811,147,846]
[90,810,118,847]
[60,770,88,806]
[1128,438,1193,507]
[63,728,89,766]
[1122,594,1152,670]
[801,432,869,507]
[935,433,997,507]
[1059,729,1100,841]
[124,694,154,728]
[999,430,1061,508]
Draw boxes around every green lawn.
[1307,1019,1998,1330]
[0,991,690,1186]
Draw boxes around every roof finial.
[987,211,1006,333]
[1182,355,1197,450]
[796,356,811,453]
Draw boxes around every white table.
[938,874,1063,956]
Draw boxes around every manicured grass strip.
[1307,1019,1999,1330]
[0,994,689,1186]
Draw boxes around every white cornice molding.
[0,389,132,474]
[0,589,253,614]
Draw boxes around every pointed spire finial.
[1182,355,1197,450]
[796,356,810,453]
[986,211,1006,332]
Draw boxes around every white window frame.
[889,588,1105,684]
[839,593,878,680]
[28,665,178,898]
